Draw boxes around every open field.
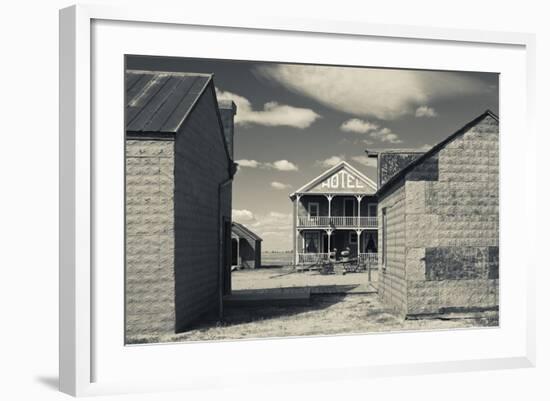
[260,252,293,267]
[128,267,498,344]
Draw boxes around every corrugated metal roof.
[125,70,212,134]
[232,222,263,242]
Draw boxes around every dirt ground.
[232,265,378,293]
[128,267,498,344]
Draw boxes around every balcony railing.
[297,216,377,228]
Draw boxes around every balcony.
[297,216,377,229]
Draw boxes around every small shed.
[231,222,262,269]
[125,70,237,340]
[376,110,499,317]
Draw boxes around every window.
[349,231,358,245]
[382,208,387,269]
[303,231,320,253]
[308,202,319,217]
[368,203,377,217]
[343,198,356,216]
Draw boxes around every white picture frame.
[59,4,536,397]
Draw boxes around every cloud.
[236,159,299,171]
[249,211,294,251]
[232,209,256,222]
[370,127,402,144]
[265,160,299,171]
[236,159,260,168]
[340,117,402,143]
[271,181,292,190]
[340,118,379,134]
[216,88,321,128]
[351,155,377,167]
[255,64,491,120]
[415,106,438,118]
[316,155,345,168]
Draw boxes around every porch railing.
[359,253,378,268]
[297,253,330,264]
[297,216,377,228]
[297,252,378,266]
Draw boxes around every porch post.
[356,229,362,259]
[356,195,363,227]
[327,229,333,260]
[326,194,333,227]
[295,194,301,265]
[296,229,301,265]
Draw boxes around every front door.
[303,231,321,253]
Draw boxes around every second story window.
[308,202,319,217]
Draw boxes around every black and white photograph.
[124,55,499,344]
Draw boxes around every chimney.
[218,100,237,159]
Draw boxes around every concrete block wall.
[405,115,499,315]
[378,114,499,316]
[125,140,175,339]
[173,84,232,331]
[378,183,407,315]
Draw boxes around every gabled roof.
[376,110,499,197]
[125,70,212,134]
[232,222,263,242]
[290,161,377,199]
[378,151,424,187]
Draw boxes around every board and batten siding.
[173,84,232,332]
[378,114,499,316]
[125,140,176,339]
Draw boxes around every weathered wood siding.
[125,140,175,339]
[173,84,232,331]
[239,239,261,269]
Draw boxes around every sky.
[127,56,499,251]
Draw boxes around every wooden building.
[231,222,262,269]
[290,161,378,266]
[125,70,237,340]
[375,110,499,317]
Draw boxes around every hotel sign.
[321,170,364,190]
[304,164,377,195]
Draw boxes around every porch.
[296,229,378,265]
[297,252,378,266]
